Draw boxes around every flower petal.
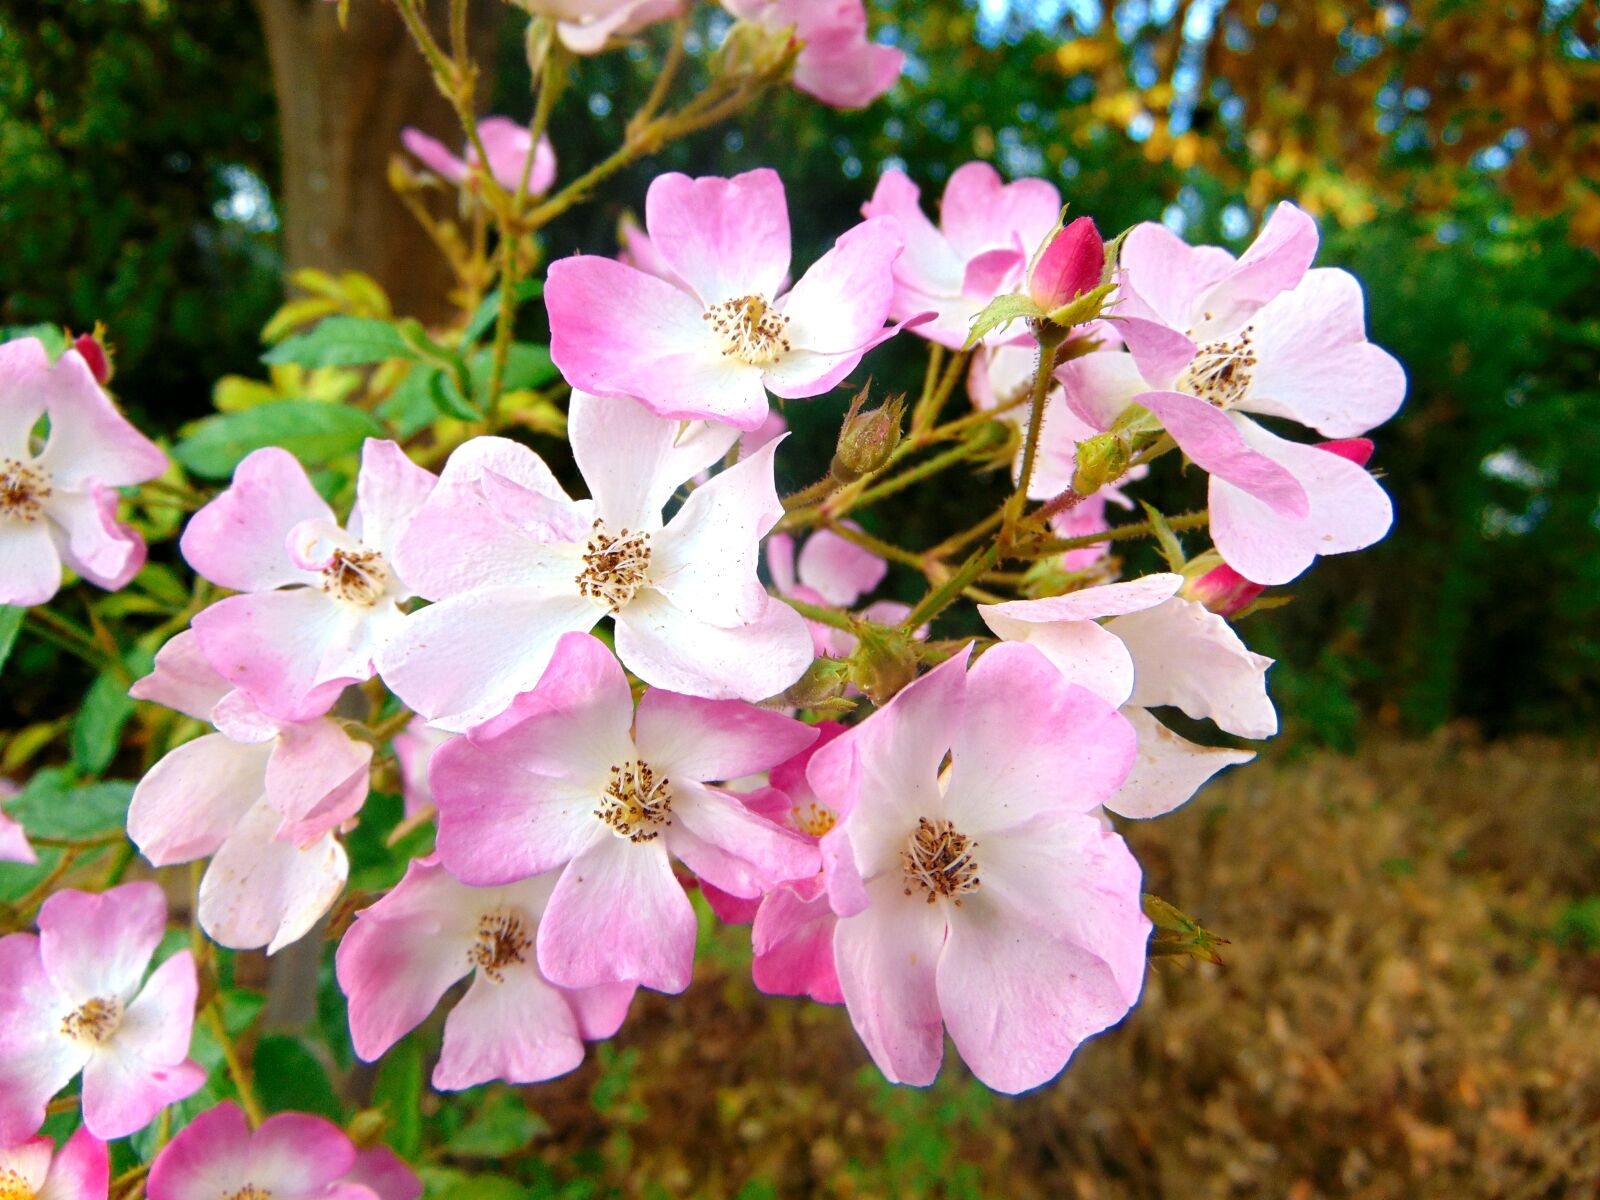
[666,782,820,899]
[37,1126,109,1200]
[38,883,165,1002]
[643,168,790,305]
[634,689,817,783]
[191,589,361,723]
[433,965,585,1090]
[128,734,269,867]
[178,447,332,592]
[0,519,63,608]
[796,526,887,606]
[1107,707,1255,819]
[198,801,348,954]
[751,886,842,1004]
[1137,391,1308,518]
[347,438,438,563]
[34,348,167,489]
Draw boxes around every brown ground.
[424,731,1600,1199]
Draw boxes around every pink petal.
[961,246,1025,302]
[537,837,695,993]
[247,1111,359,1195]
[401,127,467,183]
[341,1147,422,1200]
[1137,391,1308,518]
[1106,596,1276,739]
[612,588,814,702]
[36,881,163,1002]
[347,438,437,561]
[1238,267,1406,437]
[765,532,798,594]
[128,630,231,723]
[1116,221,1236,332]
[0,520,63,607]
[643,168,790,305]
[568,391,738,536]
[191,589,362,723]
[1107,707,1254,819]
[977,610,1138,709]
[179,447,332,592]
[33,348,166,489]
[546,255,770,428]
[265,718,373,839]
[944,643,1136,831]
[80,1052,204,1142]
[0,809,33,865]
[938,161,1059,263]
[978,571,1181,624]
[795,526,886,606]
[666,782,820,899]
[565,978,637,1042]
[861,170,963,301]
[751,886,841,1004]
[698,880,760,925]
[792,26,902,108]
[114,950,200,1073]
[128,734,269,867]
[0,934,83,1144]
[198,801,347,954]
[1028,216,1103,311]
[45,486,145,592]
[832,879,947,1086]
[474,117,556,196]
[1056,348,1151,432]
[38,1126,109,1200]
[0,1138,53,1195]
[1116,317,1199,388]
[1200,200,1319,329]
[634,689,815,783]
[433,966,584,1090]
[0,337,50,458]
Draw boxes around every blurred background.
[2,0,1598,1194]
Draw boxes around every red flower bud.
[1316,437,1375,466]
[1182,561,1264,618]
[72,332,111,385]
[1028,216,1104,311]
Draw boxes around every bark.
[253,0,501,322]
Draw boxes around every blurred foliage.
[3,0,1598,744]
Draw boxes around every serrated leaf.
[1138,501,1187,572]
[8,769,133,839]
[262,317,414,368]
[462,279,544,347]
[175,401,383,478]
[0,607,23,678]
[962,293,1043,349]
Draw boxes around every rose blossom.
[0,1128,109,1200]
[723,0,903,108]
[810,644,1149,1092]
[336,856,635,1089]
[0,336,167,607]
[429,632,820,994]
[147,1103,379,1200]
[181,440,436,722]
[0,884,203,1141]
[379,391,813,730]
[128,631,372,952]
[402,116,556,196]
[547,168,909,430]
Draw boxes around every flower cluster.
[0,0,1407,1184]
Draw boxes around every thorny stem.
[903,542,1001,632]
[779,593,862,632]
[1009,326,1066,526]
[909,347,967,439]
[823,521,924,569]
[1036,508,1210,555]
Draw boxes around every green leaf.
[253,1035,342,1120]
[8,768,132,839]
[377,367,444,437]
[261,316,413,367]
[372,1033,425,1158]
[418,1169,530,1200]
[430,371,483,422]
[71,647,154,776]
[0,324,70,359]
[175,401,384,478]
[962,292,1043,349]
[1137,501,1187,573]
[461,279,544,347]
[0,606,23,677]
[446,1088,548,1158]
[471,343,557,396]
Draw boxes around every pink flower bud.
[1028,215,1103,311]
[73,331,111,384]
[1182,561,1264,617]
[1317,437,1375,466]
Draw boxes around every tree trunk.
[253,0,501,323]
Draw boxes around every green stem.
[836,437,992,520]
[1011,327,1066,515]
[779,593,858,632]
[204,1002,265,1127]
[1031,508,1210,556]
[902,542,1001,632]
[822,522,924,570]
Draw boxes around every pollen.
[704,294,792,367]
[60,995,123,1045]
[320,547,390,606]
[1179,326,1257,409]
[576,520,652,613]
[596,760,672,843]
[0,1168,34,1200]
[901,817,981,906]
[0,458,51,523]
[792,801,837,839]
[468,911,533,983]
[223,1188,274,1200]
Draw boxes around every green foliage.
[174,399,385,478]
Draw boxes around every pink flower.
[1058,203,1405,584]
[547,168,909,430]
[340,1147,421,1200]
[0,778,33,865]
[147,1103,377,1200]
[379,392,814,730]
[810,644,1148,1092]
[1028,215,1103,311]
[336,855,635,1089]
[0,883,203,1142]
[181,440,436,722]
[402,117,557,197]
[392,724,453,821]
[979,573,1273,818]
[0,336,167,607]
[862,163,1061,349]
[766,527,908,656]
[520,0,683,54]
[0,1128,109,1200]
[723,0,903,108]
[128,631,372,953]
[429,633,820,994]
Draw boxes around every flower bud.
[1070,431,1129,496]
[1028,215,1103,312]
[1181,555,1264,617]
[782,655,850,709]
[831,386,905,483]
[848,623,919,705]
[72,331,111,385]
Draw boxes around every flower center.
[791,801,837,839]
[901,817,981,906]
[596,760,672,843]
[468,910,532,983]
[0,1167,35,1200]
[576,520,652,613]
[223,1188,273,1200]
[320,547,390,606]
[704,294,791,367]
[60,995,123,1044]
[1178,326,1256,408]
[0,458,51,523]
